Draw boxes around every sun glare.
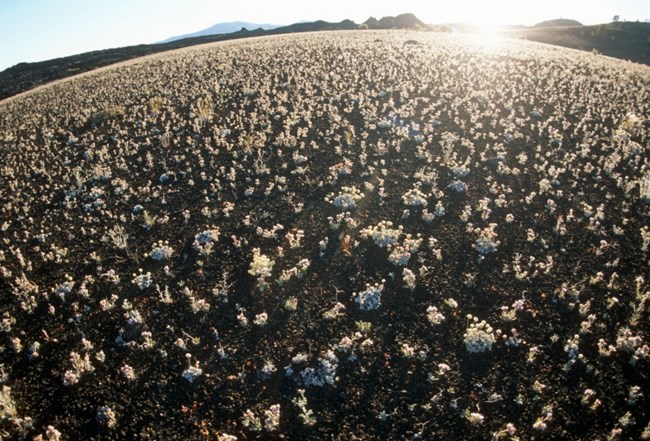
[475,22,501,36]
[465,20,505,48]
[424,2,509,43]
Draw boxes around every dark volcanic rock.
[364,13,429,30]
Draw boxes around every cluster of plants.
[0,30,649,439]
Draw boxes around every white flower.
[253,312,268,326]
[45,425,62,440]
[402,188,429,207]
[149,240,174,260]
[328,186,364,210]
[464,316,496,353]
[466,411,484,425]
[426,306,445,325]
[402,268,416,290]
[263,404,281,431]
[131,270,152,290]
[248,248,275,291]
[354,282,384,311]
[193,227,220,252]
[182,363,203,383]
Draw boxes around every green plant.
[87,105,125,126]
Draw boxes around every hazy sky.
[1,0,648,71]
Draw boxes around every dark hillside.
[2,18,649,102]
[0,19,359,101]
[534,18,583,27]
[506,21,650,64]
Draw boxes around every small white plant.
[388,245,412,266]
[493,423,517,439]
[120,364,136,381]
[402,268,416,290]
[54,276,74,302]
[434,200,446,216]
[131,269,152,290]
[188,294,210,314]
[193,227,220,253]
[292,389,316,426]
[426,306,445,325]
[248,248,275,291]
[474,224,500,255]
[242,409,262,431]
[465,410,485,425]
[387,235,423,266]
[323,302,346,320]
[354,281,384,311]
[361,221,403,247]
[63,351,95,386]
[182,362,203,383]
[464,315,496,353]
[402,187,429,207]
[627,385,642,405]
[400,343,416,359]
[306,351,339,387]
[421,209,436,223]
[448,180,467,192]
[253,312,268,326]
[263,404,281,431]
[640,172,650,203]
[284,296,298,311]
[0,385,17,421]
[285,351,339,387]
[277,259,310,285]
[532,407,553,431]
[260,361,277,380]
[285,229,304,248]
[148,240,174,260]
[327,186,364,210]
[45,425,62,440]
[256,224,284,239]
[96,406,117,429]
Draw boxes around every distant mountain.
[161,21,280,43]
[274,19,357,33]
[534,18,583,27]
[364,13,430,30]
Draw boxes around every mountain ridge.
[160,21,281,43]
[534,18,583,27]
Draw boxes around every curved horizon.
[0,0,648,71]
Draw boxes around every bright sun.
[428,0,516,33]
[474,22,501,35]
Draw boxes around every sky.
[1,0,649,71]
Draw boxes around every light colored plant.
[248,248,275,291]
[464,315,496,353]
[354,281,385,311]
[148,240,174,260]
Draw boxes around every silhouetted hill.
[161,21,280,43]
[505,21,650,64]
[364,13,429,30]
[534,18,583,27]
[278,19,357,33]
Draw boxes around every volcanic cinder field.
[0,30,649,440]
